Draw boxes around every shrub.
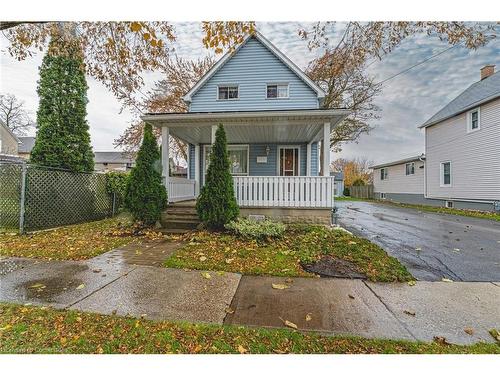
[124,123,167,226]
[196,124,239,229]
[343,187,350,196]
[105,171,129,210]
[352,178,367,186]
[225,218,286,241]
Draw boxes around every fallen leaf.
[201,272,211,279]
[403,310,416,316]
[0,325,12,331]
[489,329,500,342]
[272,283,290,290]
[237,345,248,354]
[453,248,460,252]
[433,336,450,345]
[348,294,355,299]
[279,317,298,329]
[199,256,207,262]
[415,247,422,251]
[407,280,416,286]
[225,258,234,264]
[464,327,474,335]
[305,313,312,321]
[348,241,357,245]
[225,307,234,314]
[76,284,85,290]
[29,283,45,289]
[441,278,453,282]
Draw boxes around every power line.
[375,43,461,86]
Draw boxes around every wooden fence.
[347,185,374,199]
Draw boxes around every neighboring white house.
[372,155,426,203]
[371,65,500,212]
[0,120,20,157]
[94,151,136,172]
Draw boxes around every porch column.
[194,144,200,196]
[306,142,312,176]
[322,122,331,176]
[161,126,169,189]
[211,125,217,144]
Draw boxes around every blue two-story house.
[143,31,349,223]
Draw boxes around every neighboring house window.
[380,193,386,199]
[218,85,239,100]
[126,163,132,169]
[440,161,451,186]
[266,84,289,99]
[405,162,415,175]
[380,168,388,180]
[103,163,108,166]
[467,108,480,132]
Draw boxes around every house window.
[445,200,454,208]
[380,192,387,199]
[204,145,249,178]
[405,162,415,176]
[266,84,289,99]
[380,168,388,180]
[217,85,239,100]
[440,161,451,186]
[467,108,480,132]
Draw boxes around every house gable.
[187,34,322,112]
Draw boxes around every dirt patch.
[301,256,367,279]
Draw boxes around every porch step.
[159,228,193,235]
[161,201,200,231]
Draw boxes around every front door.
[279,147,299,176]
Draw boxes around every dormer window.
[467,108,480,133]
[267,84,289,99]
[218,85,239,100]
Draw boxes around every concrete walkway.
[1,246,499,345]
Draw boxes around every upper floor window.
[218,85,239,100]
[405,162,415,176]
[440,161,451,187]
[266,84,289,99]
[467,108,480,132]
[380,168,388,180]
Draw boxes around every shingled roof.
[420,70,500,128]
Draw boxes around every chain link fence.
[0,161,116,233]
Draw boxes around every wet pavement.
[1,241,499,345]
[337,201,500,281]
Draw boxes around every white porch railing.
[233,176,335,208]
[168,177,196,202]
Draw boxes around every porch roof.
[142,108,350,144]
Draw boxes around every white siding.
[425,99,500,201]
[373,160,425,194]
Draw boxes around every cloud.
[1,22,498,161]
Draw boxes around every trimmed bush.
[225,218,286,241]
[105,171,129,210]
[343,187,350,196]
[196,124,239,229]
[352,178,366,186]
[124,123,167,226]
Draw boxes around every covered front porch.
[143,109,349,210]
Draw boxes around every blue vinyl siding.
[188,143,195,179]
[189,37,319,112]
[310,142,318,176]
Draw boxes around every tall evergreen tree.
[196,124,239,229]
[125,123,167,226]
[30,35,94,172]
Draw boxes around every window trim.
[203,144,249,184]
[216,84,240,101]
[440,161,452,187]
[380,168,388,180]
[266,83,289,100]
[405,162,415,176]
[467,107,481,133]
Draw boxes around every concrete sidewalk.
[0,254,498,345]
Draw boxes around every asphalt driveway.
[337,200,500,282]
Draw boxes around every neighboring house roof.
[420,71,500,128]
[330,171,344,181]
[182,31,326,103]
[370,154,425,170]
[1,120,20,143]
[94,151,135,164]
[18,136,36,153]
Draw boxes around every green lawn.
[0,303,497,354]
[166,225,413,282]
[0,214,161,260]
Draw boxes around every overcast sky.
[1,22,498,164]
